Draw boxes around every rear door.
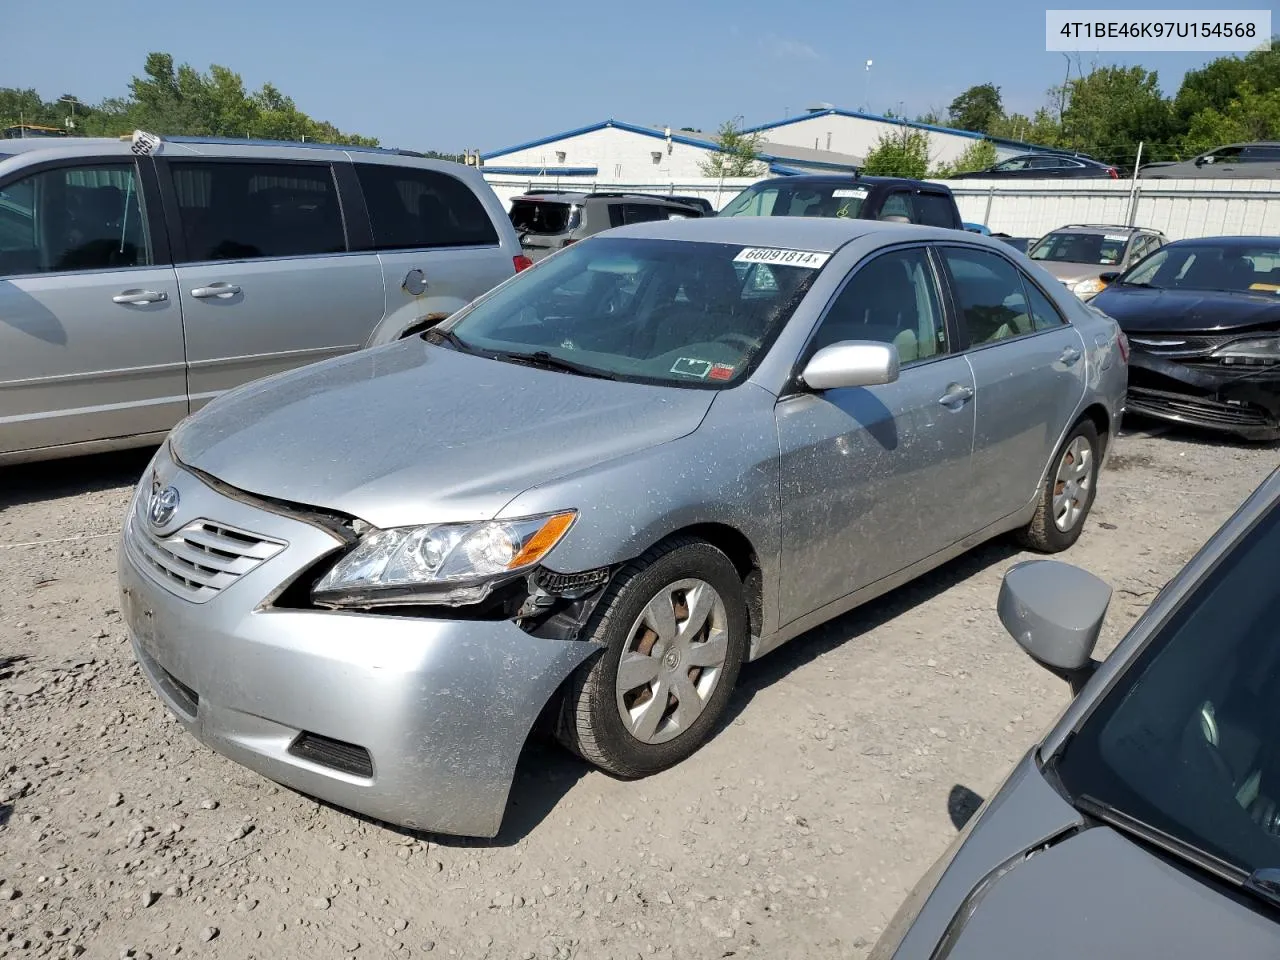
[352,160,513,342]
[937,244,1087,526]
[162,156,384,409]
[0,154,185,455]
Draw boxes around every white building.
[479,119,863,182]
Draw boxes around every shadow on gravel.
[0,803,11,828]
[0,447,156,511]
[1118,413,1280,452]
[947,784,985,830]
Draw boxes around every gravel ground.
[1,421,1276,960]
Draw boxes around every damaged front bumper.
[1125,350,1280,440]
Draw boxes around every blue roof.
[741,108,1058,154]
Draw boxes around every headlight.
[312,511,577,609]
[1072,277,1106,299]
[1211,336,1280,365]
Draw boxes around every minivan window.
[941,247,1032,345]
[356,164,499,250]
[510,199,577,236]
[0,162,150,276]
[170,161,345,263]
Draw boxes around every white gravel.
[1,422,1276,959]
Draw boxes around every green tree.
[931,138,998,177]
[986,107,1064,147]
[1173,40,1280,130]
[698,117,764,177]
[861,128,932,178]
[948,83,1003,134]
[1059,66,1172,165]
[1184,81,1280,151]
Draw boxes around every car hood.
[940,825,1280,960]
[1091,286,1280,333]
[1038,261,1107,285]
[170,340,715,528]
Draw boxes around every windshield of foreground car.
[1118,243,1280,294]
[719,182,868,220]
[1053,500,1280,876]
[1029,231,1129,265]
[439,236,822,388]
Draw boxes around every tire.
[1018,419,1101,553]
[557,537,749,778]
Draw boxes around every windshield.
[719,182,867,220]
[1119,243,1280,294]
[442,236,823,388]
[509,199,579,235]
[1030,231,1130,265]
[1054,501,1280,875]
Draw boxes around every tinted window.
[811,248,947,364]
[510,199,575,235]
[171,161,344,262]
[941,247,1031,346]
[1023,277,1067,330]
[620,203,669,225]
[1029,156,1063,169]
[0,162,150,276]
[914,192,957,228]
[1242,145,1280,161]
[357,164,498,250]
[719,182,868,220]
[993,157,1032,171]
[879,192,912,220]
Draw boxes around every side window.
[810,248,947,365]
[1029,156,1062,169]
[620,203,668,225]
[994,157,1031,171]
[941,246,1032,346]
[0,162,150,276]
[914,192,957,228]
[1023,277,1067,330]
[878,192,912,220]
[170,161,344,263]
[354,164,498,250]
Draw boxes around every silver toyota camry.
[118,217,1127,837]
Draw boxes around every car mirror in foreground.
[801,341,900,391]
[997,559,1112,695]
[1099,271,1120,284]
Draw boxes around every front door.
[163,158,383,409]
[0,157,185,455]
[776,246,976,625]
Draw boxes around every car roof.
[744,173,952,192]
[0,134,425,161]
[595,215,971,252]
[1047,224,1145,236]
[1163,235,1280,248]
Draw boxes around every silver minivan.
[0,134,525,464]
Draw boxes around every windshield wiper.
[495,350,621,381]
[1117,280,1155,288]
[424,327,473,353]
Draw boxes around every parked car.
[119,216,1125,837]
[1141,142,1280,179]
[628,193,715,216]
[871,463,1280,960]
[509,191,704,262]
[949,151,1120,180]
[1090,236,1280,440]
[1029,225,1167,300]
[0,132,525,466]
[963,222,991,234]
[993,234,1035,255]
[718,174,964,230]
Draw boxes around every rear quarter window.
[914,192,958,228]
[355,164,499,250]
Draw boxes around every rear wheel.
[557,538,748,778]
[1018,419,1100,552]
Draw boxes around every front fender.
[364,296,471,348]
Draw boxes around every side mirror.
[997,559,1112,695]
[1099,271,1120,284]
[801,341,900,391]
[1195,154,1210,166]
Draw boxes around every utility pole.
[864,60,873,112]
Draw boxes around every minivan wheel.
[1018,419,1100,553]
[557,537,748,778]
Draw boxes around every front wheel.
[1018,419,1101,552]
[557,538,748,778]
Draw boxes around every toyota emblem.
[148,485,180,528]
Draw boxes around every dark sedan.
[950,152,1120,180]
[1090,237,1280,441]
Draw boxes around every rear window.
[356,164,498,250]
[912,192,957,228]
[719,182,868,220]
[510,199,578,236]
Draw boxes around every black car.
[1090,236,1280,440]
[629,193,715,215]
[950,152,1120,180]
[717,174,963,230]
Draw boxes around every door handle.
[937,383,974,407]
[1060,346,1082,366]
[190,283,242,299]
[112,289,168,304]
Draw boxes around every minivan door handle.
[112,289,168,304]
[937,383,974,408]
[190,283,242,299]
[1060,346,1082,366]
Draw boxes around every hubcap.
[1052,435,1094,532]
[615,578,729,745]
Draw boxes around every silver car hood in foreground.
[170,340,715,528]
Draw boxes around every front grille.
[1126,386,1274,428]
[129,499,286,603]
[1126,333,1239,358]
[288,732,374,779]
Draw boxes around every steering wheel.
[715,333,759,353]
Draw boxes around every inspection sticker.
[671,357,712,378]
[708,363,736,381]
[832,188,868,199]
[1104,234,1129,242]
[734,247,830,268]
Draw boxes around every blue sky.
[9,0,1225,152]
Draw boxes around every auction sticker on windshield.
[832,188,868,199]
[734,248,830,268]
